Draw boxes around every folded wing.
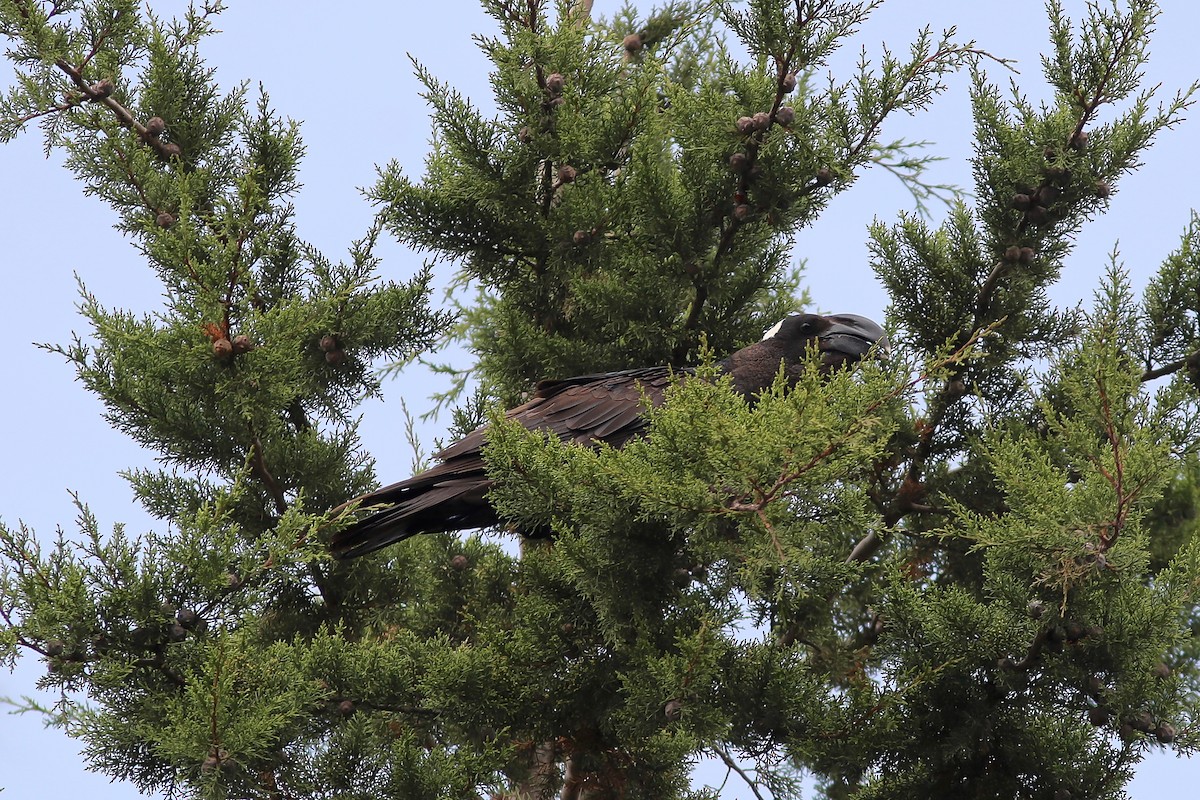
[329,366,676,558]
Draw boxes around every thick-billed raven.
[330,313,886,558]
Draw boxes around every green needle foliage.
[1,1,1198,799]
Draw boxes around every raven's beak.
[818,314,890,364]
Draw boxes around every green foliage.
[375,0,979,404]
[2,1,1200,799]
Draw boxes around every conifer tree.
[2,2,1199,799]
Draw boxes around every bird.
[330,313,887,558]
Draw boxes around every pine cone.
[1025,205,1050,225]
[89,78,114,98]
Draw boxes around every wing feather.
[331,365,683,557]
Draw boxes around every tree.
[1,0,1198,798]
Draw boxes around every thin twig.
[710,745,767,800]
[249,432,288,515]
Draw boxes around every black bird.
[330,313,886,558]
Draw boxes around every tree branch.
[50,58,180,160]
[249,432,288,516]
[710,745,768,800]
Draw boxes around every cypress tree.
[1,1,1197,798]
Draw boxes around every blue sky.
[1,1,1197,796]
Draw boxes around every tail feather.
[329,469,497,559]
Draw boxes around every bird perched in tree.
[330,313,887,558]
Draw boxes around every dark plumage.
[330,313,887,558]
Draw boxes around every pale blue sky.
[1,1,1197,797]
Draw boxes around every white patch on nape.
[761,314,793,341]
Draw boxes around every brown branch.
[1094,378,1129,546]
[855,15,1158,568]
[77,6,124,74]
[221,218,254,336]
[847,329,993,564]
[1090,370,1165,551]
[0,607,56,658]
[1068,15,1135,146]
[846,36,1119,567]
[672,281,710,363]
[688,33,813,357]
[705,19,808,244]
[249,433,288,516]
[208,646,223,749]
[50,58,180,161]
[133,654,187,688]
[711,745,768,800]
[11,99,79,126]
[973,258,1010,323]
[109,141,158,213]
[1004,625,1051,672]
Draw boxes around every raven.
[330,313,886,558]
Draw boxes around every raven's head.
[760,312,889,370]
[722,312,887,395]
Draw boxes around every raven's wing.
[329,366,677,558]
